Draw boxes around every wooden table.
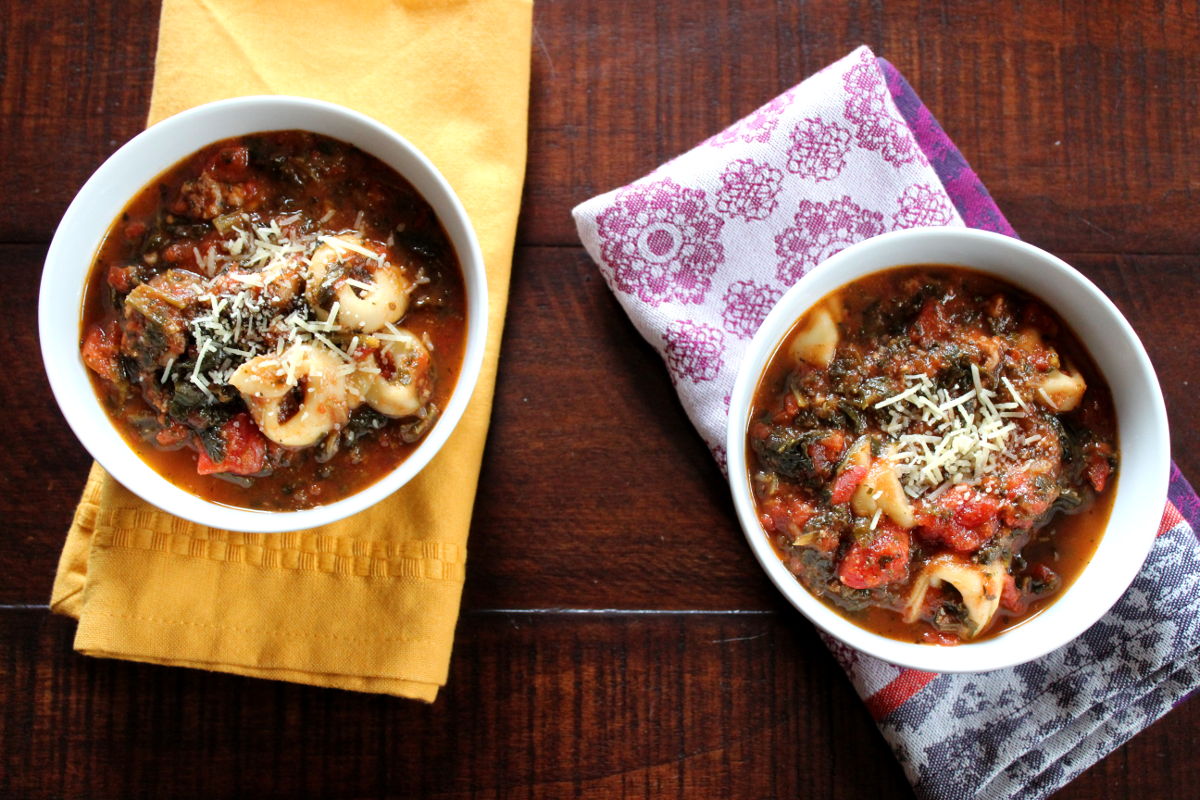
[3,1,1198,797]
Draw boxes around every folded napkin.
[573,46,1200,799]
[50,0,532,701]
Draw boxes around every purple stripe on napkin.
[881,59,1018,239]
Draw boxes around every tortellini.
[789,296,844,368]
[903,554,1007,637]
[851,444,915,529]
[361,330,434,418]
[1036,367,1087,412]
[306,234,412,333]
[230,343,352,447]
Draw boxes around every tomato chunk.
[920,629,962,646]
[758,494,815,538]
[837,520,911,590]
[1001,468,1055,528]
[999,573,1026,613]
[830,463,868,504]
[155,420,190,448]
[205,145,251,182]
[916,485,1000,553]
[808,431,847,477]
[1086,460,1110,494]
[81,321,123,383]
[1083,442,1115,494]
[196,413,267,476]
[911,297,952,345]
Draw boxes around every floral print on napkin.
[574,46,963,469]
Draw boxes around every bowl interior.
[727,227,1170,672]
[40,96,487,533]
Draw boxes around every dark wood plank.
[10,244,1200,609]
[0,608,912,800]
[0,244,96,603]
[1,608,1196,800]
[3,1,1198,256]
[523,0,1200,253]
[0,0,159,242]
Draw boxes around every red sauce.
[80,131,467,511]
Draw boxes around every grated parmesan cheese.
[874,372,1029,499]
[179,215,386,389]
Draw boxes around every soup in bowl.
[40,96,487,533]
[727,228,1168,672]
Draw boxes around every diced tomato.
[81,321,123,383]
[123,220,148,241]
[915,485,1000,553]
[1029,350,1055,372]
[106,264,142,293]
[916,519,991,552]
[808,431,847,476]
[155,420,190,448]
[205,145,251,182]
[771,392,799,424]
[837,520,911,590]
[196,413,267,476]
[830,463,868,504]
[162,242,199,268]
[920,629,961,646]
[911,297,951,344]
[952,487,1000,528]
[999,573,1026,614]
[1083,441,1115,493]
[758,494,815,538]
[1086,459,1111,494]
[1001,469,1053,528]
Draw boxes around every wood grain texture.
[524,0,1200,253]
[2,0,1199,797]
[0,609,913,800]
[0,0,158,242]
[2,609,1198,800]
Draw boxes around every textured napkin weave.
[573,46,1200,800]
[575,47,961,468]
[50,0,532,701]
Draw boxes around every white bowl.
[39,96,487,533]
[727,227,1170,672]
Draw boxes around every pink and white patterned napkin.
[573,46,961,468]
[573,45,1200,800]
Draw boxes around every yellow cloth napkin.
[49,0,532,701]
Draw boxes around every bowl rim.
[39,95,488,533]
[726,226,1171,672]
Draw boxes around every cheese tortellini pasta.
[306,234,412,333]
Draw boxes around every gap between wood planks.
[0,603,777,615]
[3,241,1200,257]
